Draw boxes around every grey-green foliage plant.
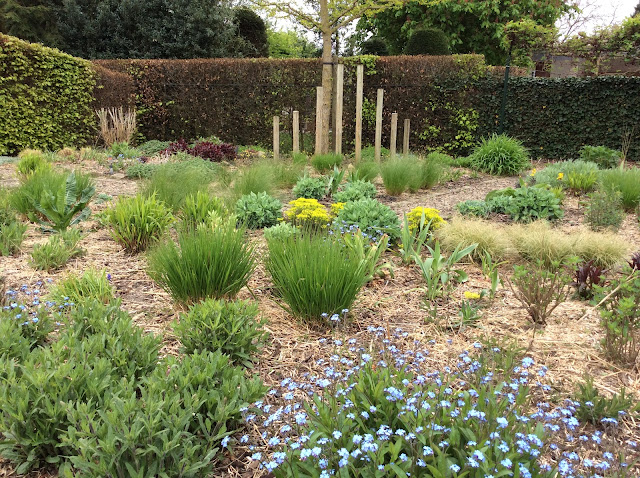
[30,171,95,232]
[573,375,638,425]
[173,299,268,367]
[266,233,367,324]
[30,228,83,271]
[585,189,625,232]
[148,222,255,305]
[104,193,174,254]
[263,222,299,242]
[469,134,530,176]
[593,266,640,366]
[125,163,158,179]
[457,200,489,217]
[508,258,574,326]
[333,198,401,243]
[334,179,377,203]
[533,160,598,190]
[413,241,477,301]
[579,145,621,169]
[235,192,282,229]
[501,187,563,223]
[292,175,327,200]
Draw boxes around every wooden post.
[292,111,300,154]
[273,116,280,161]
[335,63,344,155]
[354,64,364,162]
[403,119,410,155]
[390,112,398,157]
[374,88,384,163]
[315,86,323,156]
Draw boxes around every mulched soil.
[1,157,639,477]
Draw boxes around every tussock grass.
[436,218,516,261]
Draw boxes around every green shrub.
[334,179,377,202]
[573,375,638,425]
[593,267,640,366]
[0,34,96,155]
[501,187,563,223]
[0,221,27,256]
[104,193,174,253]
[509,259,573,325]
[235,192,282,229]
[143,163,213,211]
[174,299,268,367]
[0,312,35,360]
[351,159,379,182]
[456,199,489,217]
[311,153,343,173]
[109,141,140,159]
[585,189,625,231]
[291,151,307,164]
[137,139,171,156]
[30,228,83,271]
[360,36,389,55]
[125,162,158,179]
[292,175,327,200]
[0,300,54,357]
[47,268,115,306]
[333,198,401,242]
[579,145,621,169]
[380,157,418,196]
[469,134,530,176]
[181,191,227,231]
[425,151,455,165]
[599,168,640,211]
[233,161,275,196]
[533,160,599,193]
[263,222,299,242]
[148,223,255,305]
[266,233,367,324]
[404,27,450,55]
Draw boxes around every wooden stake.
[273,116,279,161]
[315,86,323,156]
[335,63,344,155]
[292,110,300,153]
[355,65,363,162]
[390,112,398,157]
[374,88,384,163]
[403,119,410,155]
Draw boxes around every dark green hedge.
[475,76,640,160]
[0,34,96,155]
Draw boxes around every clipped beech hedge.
[0,34,96,155]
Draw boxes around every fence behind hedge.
[0,34,96,155]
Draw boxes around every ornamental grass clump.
[148,222,255,305]
[599,168,640,211]
[103,193,174,254]
[380,156,419,196]
[437,217,515,262]
[143,163,212,210]
[265,233,367,323]
[584,189,625,231]
[46,267,115,306]
[469,134,530,176]
[29,228,83,271]
[242,329,637,477]
[311,153,343,173]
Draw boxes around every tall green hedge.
[0,34,96,155]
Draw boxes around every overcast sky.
[565,0,638,34]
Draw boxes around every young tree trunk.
[320,0,333,154]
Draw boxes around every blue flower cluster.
[239,327,638,478]
[3,280,72,334]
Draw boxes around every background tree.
[252,0,436,153]
[404,27,450,55]
[0,0,62,45]
[267,28,320,58]
[359,36,389,55]
[233,7,269,57]
[356,0,571,65]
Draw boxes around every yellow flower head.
[530,168,536,176]
[557,172,564,180]
[330,202,346,218]
[464,291,481,300]
[407,207,446,234]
